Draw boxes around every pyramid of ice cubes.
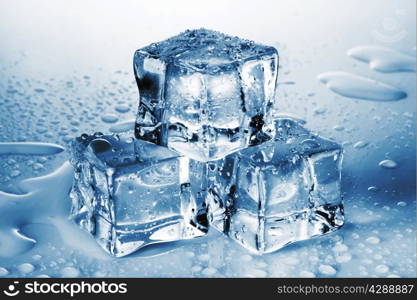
[69,29,344,257]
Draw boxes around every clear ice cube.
[208,118,344,254]
[134,29,278,162]
[69,131,208,257]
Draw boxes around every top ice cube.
[134,29,279,162]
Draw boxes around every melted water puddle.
[0,162,73,257]
[318,71,407,101]
[0,142,65,155]
[348,46,416,73]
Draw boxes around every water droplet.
[379,159,398,169]
[191,265,202,273]
[375,264,389,274]
[198,254,210,261]
[32,254,42,261]
[336,252,352,263]
[314,107,326,115]
[353,141,369,149]
[374,254,383,260]
[0,267,9,276]
[201,267,217,276]
[18,263,35,274]
[10,170,21,177]
[368,186,379,192]
[318,264,337,275]
[366,236,380,244]
[332,243,348,252]
[115,105,130,113]
[89,139,112,154]
[33,163,44,170]
[299,270,316,277]
[101,114,119,123]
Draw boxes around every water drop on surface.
[353,141,369,149]
[336,253,352,263]
[332,243,348,252]
[378,159,398,169]
[101,114,119,123]
[115,105,130,113]
[33,163,44,170]
[18,263,35,274]
[375,264,389,274]
[191,265,202,273]
[201,267,217,276]
[300,270,316,277]
[32,254,42,261]
[366,236,380,244]
[197,254,210,261]
[318,264,337,276]
[10,170,21,177]
[0,267,9,276]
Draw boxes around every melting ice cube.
[134,29,278,162]
[208,118,344,254]
[69,131,208,257]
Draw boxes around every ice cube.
[208,118,344,254]
[69,131,208,257]
[134,29,278,162]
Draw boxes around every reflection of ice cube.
[134,29,278,162]
[209,118,344,254]
[69,131,208,257]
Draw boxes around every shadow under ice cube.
[69,131,208,257]
[134,28,278,161]
[209,118,344,254]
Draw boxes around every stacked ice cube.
[69,29,344,257]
